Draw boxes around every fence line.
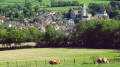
[35,60,37,67]
[16,61,18,67]
[0,57,120,67]
[7,61,8,67]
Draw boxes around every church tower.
[81,3,87,17]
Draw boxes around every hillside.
[0,0,111,10]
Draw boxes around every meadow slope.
[0,48,119,67]
[0,0,111,10]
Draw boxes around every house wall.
[82,18,90,20]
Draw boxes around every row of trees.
[51,1,80,7]
[0,20,120,49]
[0,27,41,48]
[36,20,120,49]
[73,20,120,49]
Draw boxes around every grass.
[40,6,81,10]
[0,0,111,10]
[0,48,120,67]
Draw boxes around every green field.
[0,0,111,10]
[0,48,120,67]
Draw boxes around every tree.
[10,15,14,21]
[36,32,46,47]
[45,25,57,47]
[46,4,50,7]
[25,0,30,4]
[38,0,42,2]
[28,27,41,42]
[25,2,32,10]
[23,7,34,17]
[19,30,30,45]
[67,8,72,18]
[71,1,79,6]
[74,20,120,49]
[34,5,40,12]
[9,30,21,46]
[18,13,24,21]
[0,29,8,48]
[54,29,63,47]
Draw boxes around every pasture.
[0,0,111,10]
[0,48,120,67]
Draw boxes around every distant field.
[0,0,111,10]
[0,48,120,67]
[40,6,81,10]
[0,42,36,48]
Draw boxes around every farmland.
[0,0,111,10]
[0,48,120,67]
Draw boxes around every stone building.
[70,4,92,20]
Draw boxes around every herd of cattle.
[48,57,109,65]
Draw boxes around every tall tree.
[0,29,8,48]
[38,0,42,2]
[25,0,30,4]
[34,5,40,12]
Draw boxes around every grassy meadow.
[0,48,120,67]
[0,0,111,10]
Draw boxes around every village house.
[38,24,46,32]
[9,21,17,28]
[0,20,4,23]
[16,23,22,30]
[57,20,63,24]
[70,10,80,20]
[51,23,59,30]
[0,16,5,20]
[94,10,109,18]
[2,23,12,27]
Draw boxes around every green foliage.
[25,0,30,4]
[73,20,120,49]
[1,19,120,49]
[25,2,32,10]
[51,1,80,7]
[34,5,40,12]
[28,27,41,42]
[38,0,42,2]
[0,48,119,67]
[0,27,33,47]
[0,29,7,47]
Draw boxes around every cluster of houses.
[70,4,109,20]
[0,4,109,36]
[0,11,75,35]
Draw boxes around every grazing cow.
[96,58,109,64]
[48,60,61,65]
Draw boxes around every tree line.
[1,20,120,49]
[36,20,120,49]
[0,27,41,48]
[51,1,80,7]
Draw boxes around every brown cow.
[48,60,61,65]
[96,58,109,64]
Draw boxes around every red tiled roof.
[91,17,101,20]
[0,20,3,22]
